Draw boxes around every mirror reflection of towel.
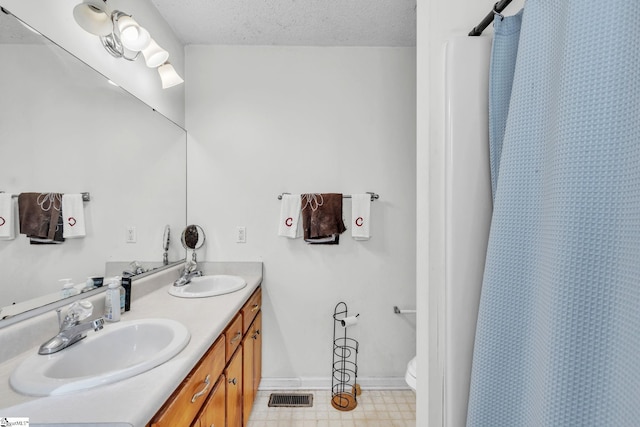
[18,192,64,243]
[62,194,87,238]
[0,193,16,240]
[301,193,346,245]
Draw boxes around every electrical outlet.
[236,226,246,243]
[126,226,137,243]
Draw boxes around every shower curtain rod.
[468,0,514,36]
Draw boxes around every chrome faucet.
[173,258,202,287]
[38,301,105,355]
[123,260,146,277]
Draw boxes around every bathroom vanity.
[149,284,262,427]
[0,262,262,426]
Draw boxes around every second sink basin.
[169,275,247,298]
[10,318,190,396]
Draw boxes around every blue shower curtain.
[467,2,640,426]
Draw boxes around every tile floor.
[247,389,416,427]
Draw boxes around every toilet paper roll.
[340,316,359,328]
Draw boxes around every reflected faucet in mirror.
[174,225,205,287]
[38,301,104,355]
[122,261,147,277]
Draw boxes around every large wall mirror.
[0,9,186,322]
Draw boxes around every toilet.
[405,356,416,391]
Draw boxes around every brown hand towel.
[18,193,62,241]
[301,193,347,245]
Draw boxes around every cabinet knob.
[251,304,260,312]
[252,329,261,339]
[228,377,237,385]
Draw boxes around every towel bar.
[1,191,91,202]
[393,306,416,314]
[278,192,379,201]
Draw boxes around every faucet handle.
[184,258,197,273]
[65,300,94,322]
[92,317,105,331]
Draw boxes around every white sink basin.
[10,318,190,396]
[168,275,247,298]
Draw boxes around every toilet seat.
[405,356,416,391]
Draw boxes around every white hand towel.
[351,194,371,240]
[62,194,86,238]
[0,193,16,240]
[278,194,302,238]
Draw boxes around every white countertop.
[0,262,262,426]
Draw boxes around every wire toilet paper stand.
[331,301,360,411]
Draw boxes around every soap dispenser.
[60,278,78,298]
[104,278,122,322]
[115,275,126,314]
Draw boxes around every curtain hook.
[493,2,505,21]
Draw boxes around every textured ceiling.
[150,0,416,47]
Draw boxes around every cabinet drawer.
[150,336,225,427]
[241,287,262,334]
[224,313,243,361]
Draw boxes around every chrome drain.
[268,393,314,407]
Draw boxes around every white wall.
[186,45,416,385]
[417,0,525,425]
[0,0,185,126]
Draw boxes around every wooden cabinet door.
[242,330,255,426]
[242,311,262,426]
[226,347,243,427]
[252,311,262,397]
[192,375,226,427]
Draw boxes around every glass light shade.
[73,0,112,36]
[158,63,184,89]
[116,16,151,51]
[141,39,169,68]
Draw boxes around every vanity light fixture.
[141,38,169,68]
[72,0,112,36]
[158,62,184,89]
[72,0,182,89]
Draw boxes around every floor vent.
[268,393,314,408]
